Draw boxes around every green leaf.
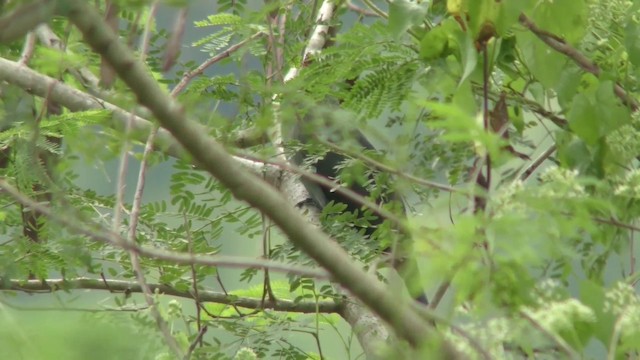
[531,0,587,45]
[509,104,524,134]
[556,133,592,173]
[388,0,429,39]
[594,80,630,136]
[451,26,477,86]
[625,18,640,68]
[194,13,242,27]
[419,25,449,60]
[556,66,583,110]
[494,0,535,36]
[568,79,631,145]
[579,280,612,346]
[568,94,599,145]
[496,35,517,66]
[516,30,567,88]
[451,79,476,115]
[467,0,499,40]
[419,100,503,159]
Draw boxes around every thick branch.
[2,277,341,314]
[0,0,57,43]
[60,0,440,349]
[0,57,185,159]
[0,57,277,169]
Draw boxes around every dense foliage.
[2,0,640,359]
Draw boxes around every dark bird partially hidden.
[292,123,428,304]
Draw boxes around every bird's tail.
[394,256,428,305]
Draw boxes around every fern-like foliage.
[216,0,247,16]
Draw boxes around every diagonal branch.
[171,31,265,96]
[0,56,185,158]
[518,13,639,111]
[0,0,57,43]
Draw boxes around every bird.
[292,120,428,304]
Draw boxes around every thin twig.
[346,1,378,17]
[289,329,325,360]
[428,280,450,310]
[0,299,149,312]
[140,1,160,61]
[411,304,494,360]
[214,270,246,317]
[171,31,265,96]
[184,326,208,360]
[0,179,330,278]
[360,0,387,19]
[122,120,182,356]
[520,310,580,360]
[592,216,640,232]
[125,126,183,356]
[128,126,158,242]
[183,212,205,349]
[318,139,459,193]
[517,144,556,182]
[113,8,185,354]
[113,119,130,235]
[630,224,636,277]
[482,46,491,179]
[261,212,277,304]
[265,1,285,85]
[607,312,624,360]
[276,4,287,74]
[18,32,37,65]
[519,13,638,111]
[162,7,188,72]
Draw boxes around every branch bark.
[0,0,57,43]
[0,57,185,158]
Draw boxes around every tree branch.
[0,56,185,159]
[171,31,265,96]
[1,277,341,314]
[346,1,379,17]
[0,0,57,43]
[0,55,273,153]
[519,13,639,112]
